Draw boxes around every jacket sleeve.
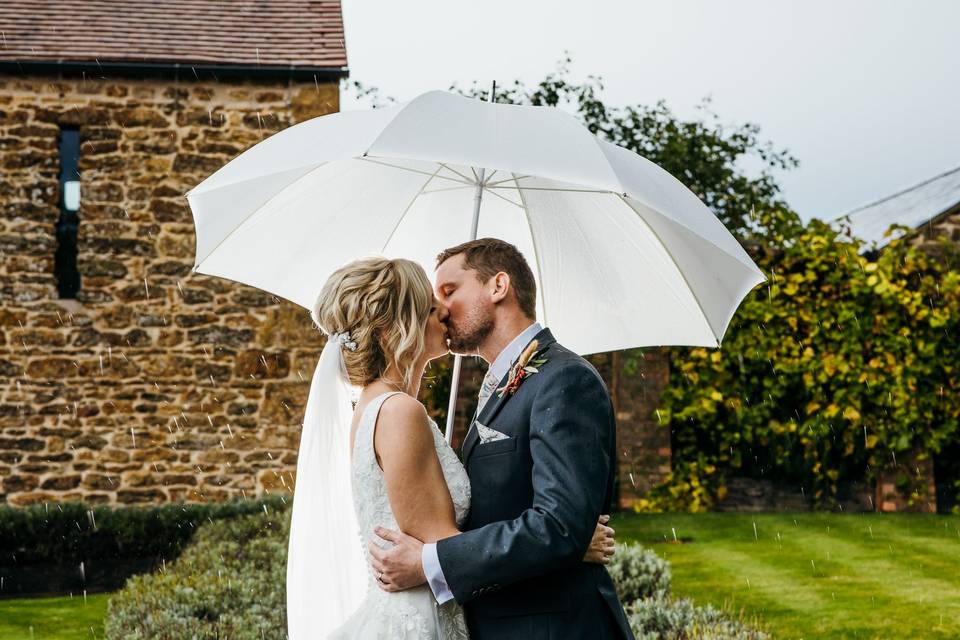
[434,362,613,603]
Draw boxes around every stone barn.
[0,1,672,509]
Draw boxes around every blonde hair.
[312,256,434,389]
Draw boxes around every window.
[55,126,81,298]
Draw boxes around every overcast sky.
[339,0,959,222]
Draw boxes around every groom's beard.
[445,309,494,355]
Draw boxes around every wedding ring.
[377,571,385,582]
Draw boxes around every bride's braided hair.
[312,256,433,389]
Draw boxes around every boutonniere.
[497,339,548,398]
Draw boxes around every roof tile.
[0,0,347,69]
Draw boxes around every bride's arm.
[374,394,461,544]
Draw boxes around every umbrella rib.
[615,194,721,347]
[511,173,548,326]
[379,164,448,253]
[439,163,475,183]
[421,185,475,195]
[486,174,530,187]
[359,157,473,185]
[487,185,610,194]
[481,186,523,208]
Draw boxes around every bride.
[286,256,614,639]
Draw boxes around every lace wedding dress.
[330,392,471,639]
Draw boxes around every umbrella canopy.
[187,89,765,355]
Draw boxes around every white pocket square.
[476,422,510,444]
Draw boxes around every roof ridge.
[842,163,960,218]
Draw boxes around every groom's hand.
[368,526,426,592]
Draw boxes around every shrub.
[0,493,290,566]
[626,595,768,640]
[105,505,290,640]
[607,542,671,601]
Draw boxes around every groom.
[370,238,634,638]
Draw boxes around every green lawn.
[0,592,110,640]
[613,512,960,640]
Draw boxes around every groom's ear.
[489,271,511,304]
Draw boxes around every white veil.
[286,333,367,639]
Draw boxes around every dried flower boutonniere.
[497,339,548,398]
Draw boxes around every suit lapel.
[461,366,511,462]
[462,328,557,464]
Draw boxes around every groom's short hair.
[437,238,537,319]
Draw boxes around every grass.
[0,592,110,640]
[613,511,960,640]
[2,512,958,639]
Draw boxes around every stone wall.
[908,206,960,260]
[601,351,672,509]
[0,72,339,506]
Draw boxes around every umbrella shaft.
[445,166,485,444]
[469,167,485,239]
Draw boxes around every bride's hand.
[583,514,616,565]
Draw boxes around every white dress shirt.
[422,322,543,605]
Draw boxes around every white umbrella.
[187,89,765,439]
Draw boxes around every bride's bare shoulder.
[373,394,433,463]
[376,393,430,432]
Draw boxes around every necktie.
[476,368,499,416]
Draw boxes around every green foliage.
[105,504,290,640]
[657,212,960,509]
[0,493,289,565]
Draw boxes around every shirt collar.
[489,322,543,382]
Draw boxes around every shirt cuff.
[422,542,455,605]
